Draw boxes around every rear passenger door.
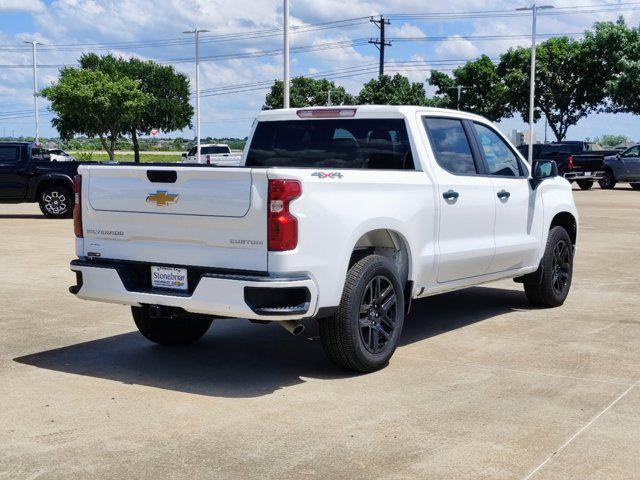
[422,117,496,283]
[471,122,540,273]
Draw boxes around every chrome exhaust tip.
[278,320,305,336]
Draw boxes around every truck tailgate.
[79,165,268,271]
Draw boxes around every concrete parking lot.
[1,187,639,479]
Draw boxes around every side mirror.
[530,160,558,189]
[181,153,187,159]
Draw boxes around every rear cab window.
[202,146,231,155]
[246,119,414,170]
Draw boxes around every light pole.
[449,86,467,110]
[516,4,554,163]
[24,40,42,143]
[283,0,290,108]
[183,28,209,162]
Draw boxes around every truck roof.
[257,105,491,123]
[0,141,36,146]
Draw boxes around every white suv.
[70,106,578,372]
[181,143,241,165]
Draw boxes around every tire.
[630,183,640,190]
[598,170,616,190]
[38,185,73,218]
[576,180,593,190]
[319,255,405,373]
[524,226,573,308]
[132,305,213,346]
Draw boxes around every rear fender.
[28,174,74,201]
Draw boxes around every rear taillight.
[567,155,574,170]
[206,155,211,165]
[73,175,83,238]
[268,179,301,251]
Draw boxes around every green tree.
[596,134,629,148]
[429,55,512,122]
[264,77,354,109]
[79,54,193,162]
[41,68,150,161]
[499,35,612,142]
[356,74,434,106]
[583,20,640,116]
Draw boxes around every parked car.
[69,106,578,372]
[0,142,82,218]
[600,145,640,190]
[181,143,242,166]
[517,142,618,190]
[48,148,76,162]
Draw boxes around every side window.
[187,147,196,156]
[474,123,523,177]
[423,117,476,175]
[623,146,640,158]
[0,146,21,164]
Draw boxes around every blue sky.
[1,0,640,142]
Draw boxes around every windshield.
[246,119,414,170]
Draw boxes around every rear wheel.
[630,183,640,190]
[38,185,73,218]
[524,226,573,308]
[598,170,616,190]
[319,255,404,373]
[132,305,213,345]
[576,180,593,190]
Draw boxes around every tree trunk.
[98,134,115,162]
[131,129,140,163]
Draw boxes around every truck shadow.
[14,286,530,399]
[0,214,48,219]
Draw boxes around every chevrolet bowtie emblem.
[146,191,179,207]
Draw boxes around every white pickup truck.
[69,106,578,372]
[181,143,242,166]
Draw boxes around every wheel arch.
[33,174,74,200]
[550,211,577,247]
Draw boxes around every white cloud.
[0,0,44,13]
[388,23,425,39]
[434,36,479,60]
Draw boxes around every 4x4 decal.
[311,172,343,179]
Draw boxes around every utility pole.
[283,0,290,108]
[449,86,467,110]
[369,15,391,77]
[516,3,554,163]
[183,27,209,162]
[24,40,42,143]
[326,89,332,106]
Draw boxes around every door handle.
[442,190,459,200]
[497,190,511,199]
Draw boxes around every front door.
[620,146,640,180]
[422,116,496,283]
[0,144,27,200]
[471,122,541,273]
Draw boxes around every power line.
[0,17,371,52]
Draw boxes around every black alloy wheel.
[358,275,398,354]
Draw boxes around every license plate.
[151,266,188,291]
